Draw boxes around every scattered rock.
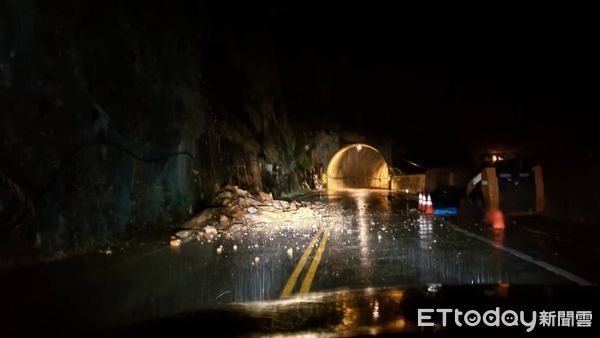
[272,200,290,210]
[223,184,239,193]
[173,184,319,240]
[212,190,234,204]
[258,191,272,202]
[219,214,230,227]
[176,230,191,239]
[239,197,260,208]
[235,187,250,197]
[228,223,244,236]
[181,207,219,229]
[170,239,181,247]
[204,225,218,236]
[245,212,280,223]
[105,247,113,255]
[233,209,245,219]
[257,205,277,212]
[230,205,245,219]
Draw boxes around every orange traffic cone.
[486,208,505,229]
[492,209,505,229]
[425,194,434,214]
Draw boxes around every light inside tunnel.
[326,144,390,189]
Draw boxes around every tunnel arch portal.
[326,143,390,189]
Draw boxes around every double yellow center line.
[280,225,332,297]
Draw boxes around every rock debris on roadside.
[172,185,322,243]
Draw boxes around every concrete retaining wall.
[391,174,426,193]
[425,166,472,193]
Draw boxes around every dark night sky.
[14,1,596,167]
[205,4,598,165]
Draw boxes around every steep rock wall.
[0,1,338,257]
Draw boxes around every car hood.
[111,284,599,337]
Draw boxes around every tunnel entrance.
[326,144,390,189]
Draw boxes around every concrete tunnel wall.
[326,144,390,189]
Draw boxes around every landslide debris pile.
[171,185,324,246]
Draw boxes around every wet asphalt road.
[3,189,579,333]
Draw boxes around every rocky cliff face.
[0,1,338,257]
